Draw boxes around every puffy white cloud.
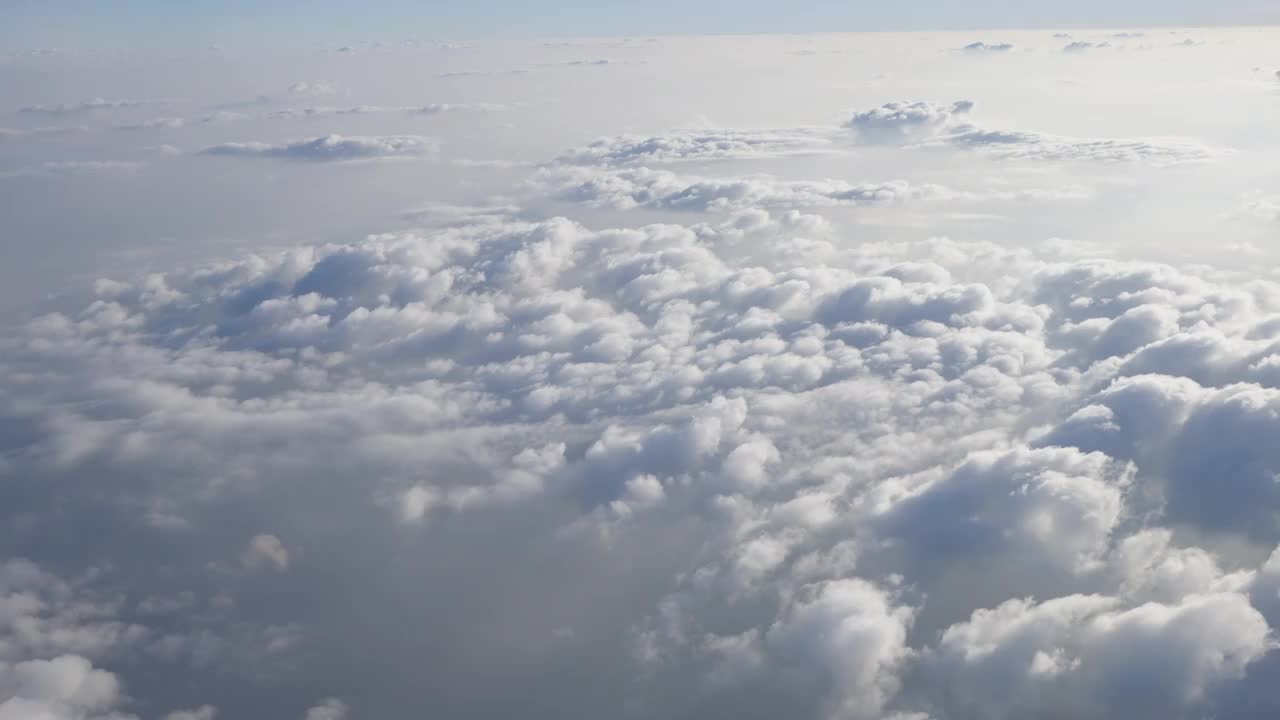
[846,100,1219,164]
[845,100,975,143]
[201,134,435,161]
[241,534,289,572]
[929,591,1270,720]
[555,128,832,165]
[304,698,348,720]
[764,579,915,720]
[7,27,1280,720]
[535,165,1088,212]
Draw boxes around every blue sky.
[5,0,1279,49]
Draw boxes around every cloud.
[535,165,1089,213]
[845,100,975,143]
[17,98,147,115]
[847,100,1219,164]
[241,534,289,572]
[929,592,1269,720]
[962,41,1015,53]
[200,134,436,161]
[11,202,1280,716]
[1239,193,1280,222]
[304,699,349,720]
[263,103,502,120]
[1064,41,1113,52]
[0,160,143,179]
[165,706,217,720]
[8,31,1280,720]
[555,128,832,165]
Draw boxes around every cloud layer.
[4,25,1280,720]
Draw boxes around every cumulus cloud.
[845,100,975,143]
[10,197,1280,715]
[8,27,1280,720]
[555,128,832,165]
[929,591,1269,720]
[961,41,1015,53]
[304,698,348,720]
[201,134,435,161]
[1064,41,1112,52]
[241,534,289,572]
[847,100,1218,164]
[535,165,1089,212]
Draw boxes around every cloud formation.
[848,100,1219,164]
[5,25,1280,720]
[201,134,435,161]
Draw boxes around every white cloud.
[201,134,436,161]
[241,534,289,572]
[7,26,1280,720]
[556,128,832,165]
[536,165,1089,212]
[962,41,1015,53]
[304,698,348,720]
[847,100,1219,164]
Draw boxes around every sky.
[4,0,1280,48]
[4,6,1280,720]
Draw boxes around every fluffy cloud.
[303,699,348,720]
[962,41,1015,53]
[845,100,975,143]
[241,534,289,572]
[7,199,1280,717]
[555,128,832,165]
[847,100,1218,164]
[7,26,1280,720]
[201,134,435,161]
[536,165,1088,212]
[929,591,1269,720]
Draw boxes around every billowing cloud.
[1065,41,1113,52]
[555,128,832,165]
[535,165,1089,212]
[847,100,1219,164]
[845,100,975,143]
[962,41,1015,53]
[6,25,1280,720]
